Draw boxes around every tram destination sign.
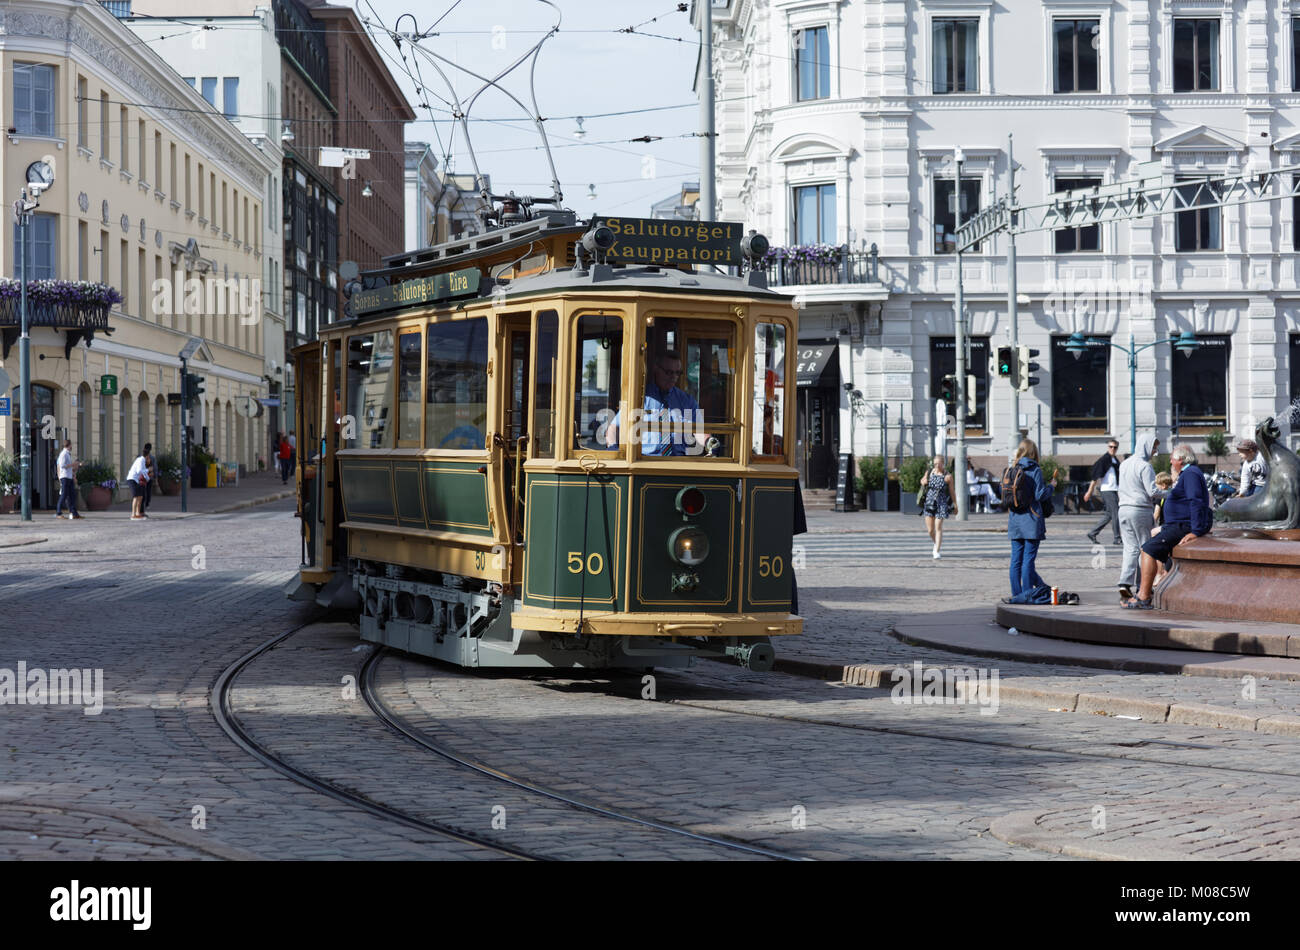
[595,217,743,266]
[351,267,482,317]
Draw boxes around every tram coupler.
[725,640,775,673]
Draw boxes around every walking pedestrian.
[277,432,292,484]
[1235,439,1268,498]
[287,429,297,477]
[1084,438,1122,545]
[54,439,82,520]
[127,444,153,520]
[1124,444,1211,608]
[921,455,955,559]
[1116,434,1159,603]
[1004,439,1056,602]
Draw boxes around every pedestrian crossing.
[794,527,1113,566]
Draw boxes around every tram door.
[501,314,531,549]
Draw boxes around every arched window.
[99,390,111,463]
[77,383,91,460]
[119,390,132,479]
[138,392,149,451]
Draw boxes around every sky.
[353,0,705,217]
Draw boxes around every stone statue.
[1213,417,1300,531]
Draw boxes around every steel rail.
[361,648,806,861]
[211,623,542,861]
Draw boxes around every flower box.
[86,485,112,511]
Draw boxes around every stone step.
[996,601,1300,658]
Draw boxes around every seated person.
[1125,445,1211,609]
[604,350,710,456]
[966,461,999,512]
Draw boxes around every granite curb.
[772,657,1300,738]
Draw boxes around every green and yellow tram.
[289,212,801,671]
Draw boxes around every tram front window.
[614,317,736,459]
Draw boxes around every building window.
[1053,177,1102,252]
[1294,19,1300,91]
[792,183,836,245]
[223,78,239,120]
[77,76,87,148]
[1290,334,1300,405]
[930,337,989,432]
[200,77,218,108]
[100,92,109,157]
[1175,177,1221,251]
[793,26,831,101]
[1052,337,1109,433]
[101,1,133,17]
[1173,19,1219,92]
[1172,335,1229,431]
[120,106,129,171]
[13,214,57,279]
[13,63,54,136]
[1054,19,1100,92]
[933,19,978,93]
[934,178,981,253]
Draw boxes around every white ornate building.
[699,0,1300,488]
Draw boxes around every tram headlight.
[669,526,710,566]
[582,226,615,254]
[741,230,770,261]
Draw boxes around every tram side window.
[573,313,623,451]
[426,317,489,450]
[753,322,787,460]
[397,330,422,444]
[532,310,558,457]
[345,330,394,449]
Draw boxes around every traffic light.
[939,373,957,404]
[183,373,206,408]
[194,375,206,401]
[965,374,977,418]
[996,346,1014,378]
[1017,345,1040,393]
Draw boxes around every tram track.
[211,622,543,861]
[360,648,805,861]
[215,623,806,861]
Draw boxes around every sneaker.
[1118,585,1133,602]
[932,550,941,560]
[1086,533,1099,544]
[130,515,146,520]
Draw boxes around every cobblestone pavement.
[790,511,1300,721]
[2,501,1299,859]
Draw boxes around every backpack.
[1001,464,1036,513]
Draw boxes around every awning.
[796,343,839,387]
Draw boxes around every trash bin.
[207,462,218,487]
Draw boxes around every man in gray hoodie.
[1116,434,1160,601]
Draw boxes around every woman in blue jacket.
[1006,439,1057,600]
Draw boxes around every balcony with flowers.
[760,243,888,304]
[0,279,121,358]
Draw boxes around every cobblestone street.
[2,502,1299,860]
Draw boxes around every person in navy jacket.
[1006,438,1057,601]
[1124,444,1211,609]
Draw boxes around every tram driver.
[604,350,711,456]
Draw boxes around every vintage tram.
[288,211,801,671]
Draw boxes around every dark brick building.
[304,0,413,288]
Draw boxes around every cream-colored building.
[0,0,275,505]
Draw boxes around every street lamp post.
[13,160,54,522]
[1065,330,1200,453]
[952,148,968,521]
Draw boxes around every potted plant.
[898,456,931,515]
[858,455,890,511]
[156,450,183,495]
[76,460,117,511]
[0,453,18,514]
[191,445,216,488]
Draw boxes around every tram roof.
[495,262,784,301]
